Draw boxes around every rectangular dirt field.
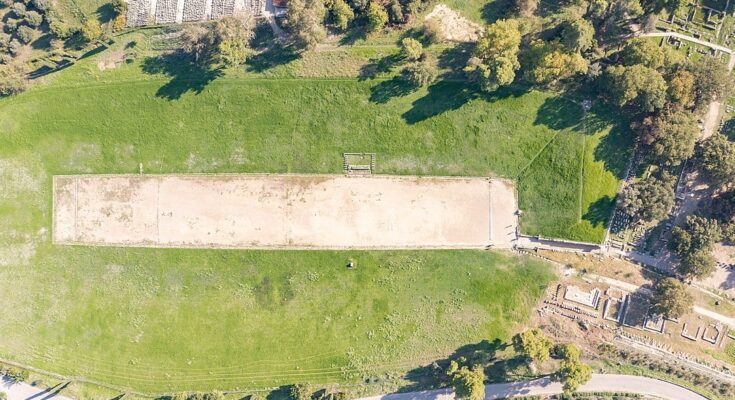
[53,174,517,249]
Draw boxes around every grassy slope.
[0,246,554,392]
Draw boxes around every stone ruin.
[126,0,257,27]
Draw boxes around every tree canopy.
[640,111,699,166]
[512,328,553,363]
[618,174,674,222]
[286,0,327,50]
[448,362,485,400]
[700,134,735,184]
[465,19,521,92]
[605,64,667,112]
[524,41,588,86]
[652,277,693,319]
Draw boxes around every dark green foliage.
[652,277,692,319]
[618,174,674,222]
[640,111,698,166]
[401,61,437,86]
[699,134,735,184]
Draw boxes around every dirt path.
[1,378,72,400]
[357,374,708,400]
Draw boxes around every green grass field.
[0,21,633,393]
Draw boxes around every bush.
[366,2,388,32]
[400,37,422,61]
[4,366,29,382]
[8,38,22,55]
[111,0,127,15]
[16,25,35,44]
[402,61,437,86]
[11,2,25,17]
[80,19,102,42]
[49,19,74,39]
[112,13,126,31]
[24,10,42,27]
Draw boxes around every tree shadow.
[250,21,275,50]
[30,33,53,50]
[533,96,584,132]
[402,81,528,124]
[481,0,513,24]
[583,195,615,228]
[369,76,417,103]
[437,42,475,76]
[358,53,403,80]
[397,339,509,393]
[140,53,223,100]
[96,3,116,23]
[245,44,299,73]
[338,24,368,45]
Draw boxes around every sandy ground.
[424,4,482,42]
[53,174,517,249]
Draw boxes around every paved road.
[0,379,72,400]
[358,374,709,400]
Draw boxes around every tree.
[618,175,674,222]
[604,64,667,112]
[679,250,717,280]
[328,0,353,31]
[561,19,595,53]
[289,384,312,400]
[710,190,735,223]
[81,19,102,43]
[700,134,735,183]
[589,0,609,19]
[180,23,214,64]
[11,2,25,18]
[640,111,698,166]
[652,277,693,319]
[448,362,485,400]
[689,56,732,109]
[668,68,695,109]
[386,0,403,24]
[402,61,437,86]
[523,40,588,86]
[464,19,521,92]
[515,0,538,16]
[366,2,388,33]
[512,328,553,363]
[620,38,665,69]
[669,215,722,258]
[0,391,6,400]
[400,37,423,61]
[213,14,254,66]
[0,62,26,97]
[16,25,35,44]
[553,358,592,395]
[24,10,42,27]
[286,0,326,50]
[554,343,581,361]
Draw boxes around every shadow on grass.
[96,3,116,23]
[359,53,403,80]
[534,96,634,181]
[369,76,417,103]
[397,339,511,393]
[402,81,528,124]
[338,24,368,45]
[245,44,299,73]
[140,53,223,100]
[583,195,615,228]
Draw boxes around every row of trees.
[285,0,429,50]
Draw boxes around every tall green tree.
[618,174,674,222]
[524,40,588,86]
[366,2,388,32]
[561,19,595,53]
[286,0,326,50]
[327,0,354,30]
[700,134,735,184]
[689,57,732,109]
[640,111,698,165]
[553,358,592,395]
[679,250,717,280]
[213,14,255,66]
[512,328,553,363]
[605,64,667,112]
[448,362,485,400]
[620,38,665,69]
[652,277,693,319]
[464,19,521,91]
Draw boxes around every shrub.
[24,10,42,27]
[289,384,312,400]
[112,13,126,31]
[80,19,102,42]
[400,37,422,61]
[111,0,127,15]
[366,2,388,32]
[4,367,29,382]
[402,61,437,86]
[49,19,74,39]
[11,2,25,17]
[16,25,35,44]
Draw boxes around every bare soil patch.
[53,174,518,249]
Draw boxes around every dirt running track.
[53,174,517,249]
